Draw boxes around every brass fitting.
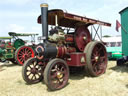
[40,3,48,7]
[83,36,87,40]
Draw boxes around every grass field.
[0,61,128,96]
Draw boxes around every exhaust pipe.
[40,3,48,41]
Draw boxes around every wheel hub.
[57,72,63,79]
[23,54,29,59]
[31,68,38,74]
[23,54,27,57]
[95,56,99,61]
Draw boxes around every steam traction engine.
[0,32,38,65]
[22,3,111,90]
[0,37,12,62]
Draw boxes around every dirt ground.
[0,61,128,96]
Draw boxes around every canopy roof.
[8,32,38,36]
[0,37,12,39]
[37,9,111,28]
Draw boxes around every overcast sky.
[0,0,128,37]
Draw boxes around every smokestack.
[40,3,48,41]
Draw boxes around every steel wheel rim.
[25,60,42,82]
[17,46,34,65]
[48,62,68,89]
[91,43,107,75]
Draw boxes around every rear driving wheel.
[85,41,107,77]
[22,57,44,84]
[15,46,35,65]
[44,58,69,91]
[84,41,93,75]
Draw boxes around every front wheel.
[22,57,44,84]
[44,58,69,91]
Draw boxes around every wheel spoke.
[26,69,31,72]
[92,62,97,68]
[37,69,42,74]
[55,64,58,70]
[51,72,57,79]
[20,51,24,56]
[36,72,41,77]
[61,71,66,75]
[60,66,64,71]
[98,47,102,53]
[18,52,23,56]
[51,81,60,89]
[33,61,36,67]
[93,47,98,53]
[22,49,24,54]
[18,55,23,58]
[20,58,24,63]
[100,56,105,59]
[27,72,32,77]
[25,48,28,54]
[61,69,66,74]
[23,57,26,62]
[93,65,98,73]
[28,64,32,69]
[31,74,36,80]
[26,48,30,53]
[19,57,24,61]
[92,52,97,57]
[34,75,37,80]
[31,74,34,80]
[51,77,63,89]
[91,58,95,62]
[99,63,105,70]
[100,56,106,62]
[95,51,98,56]
[27,53,32,57]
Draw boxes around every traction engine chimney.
[40,3,48,41]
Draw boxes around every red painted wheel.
[22,57,44,84]
[84,41,107,77]
[44,58,69,91]
[15,46,35,65]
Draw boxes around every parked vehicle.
[117,7,128,66]
[22,3,111,90]
[0,37,12,62]
[102,36,123,59]
[0,32,38,65]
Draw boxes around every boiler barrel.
[35,43,76,60]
